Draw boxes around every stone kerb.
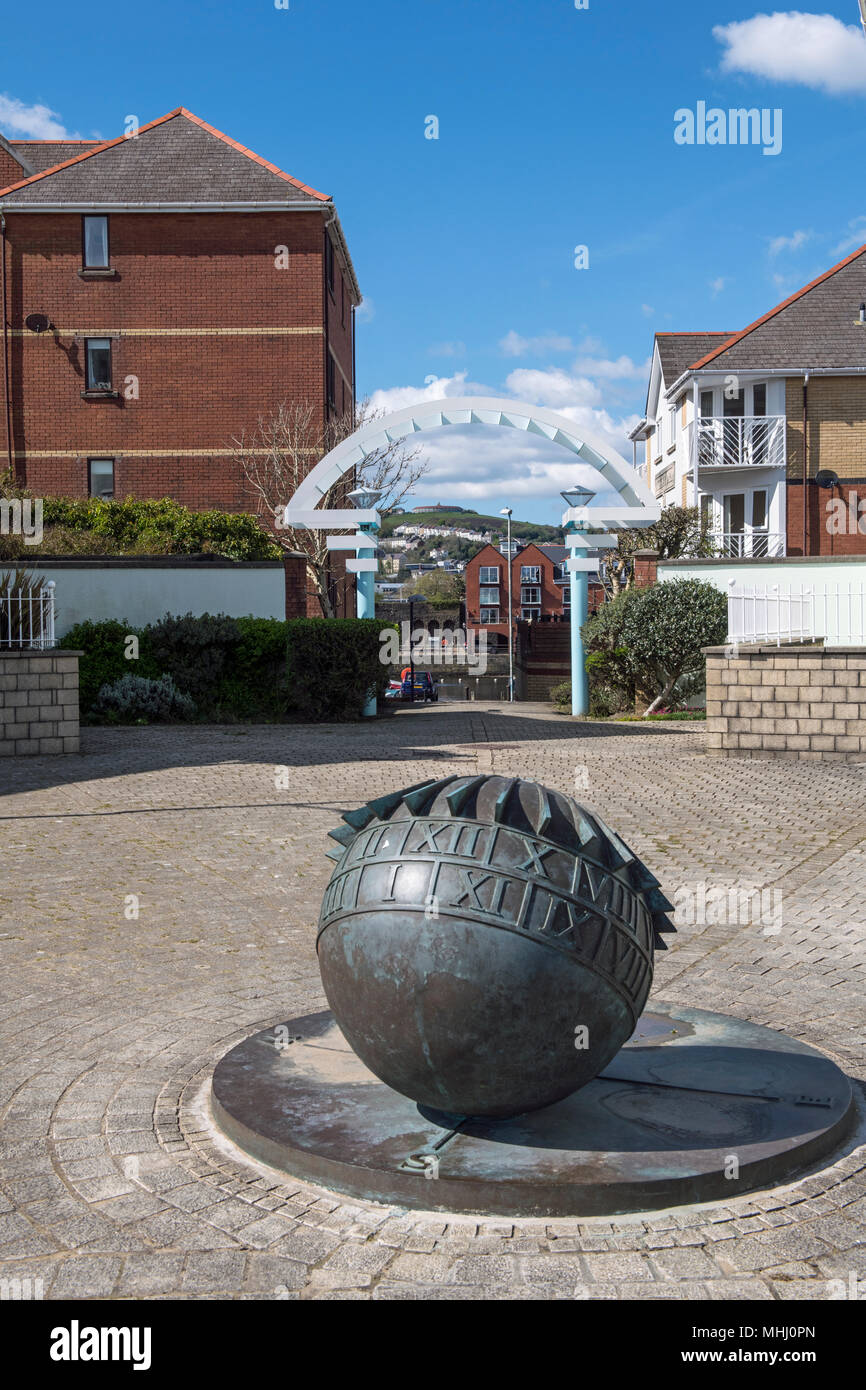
[0,649,82,756]
[704,641,866,763]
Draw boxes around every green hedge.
[66,613,288,722]
[30,497,281,560]
[286,618,396,721]
[67,613,390,723]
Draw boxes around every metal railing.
[727,580,866,647]
[694,416,786,469]
[0,580,56,650]
[711,530,786,558]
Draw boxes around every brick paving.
[0,705,864,1301]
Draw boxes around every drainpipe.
[802,372,809,556]
[0,211,12,477]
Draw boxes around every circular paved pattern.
[0,706,864,1300]
[210,1007,856,1218]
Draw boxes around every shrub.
[144,612,241,707]
[212,617,290,720]
[621,579,727,714]
[93,673,197,723]
[63,618,159,712]
[550,680,571,709]
[286,618,396,721]
[35,497,280,560]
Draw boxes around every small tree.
[403,570,465,605]
[234,400,429,618]
[602,506,715,597]
[581,587,642,713]
[621,579,727,716]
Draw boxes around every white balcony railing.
[694,416,785,470]
[710,531,786,559]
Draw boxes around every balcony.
[710,531,786,558]
[693,416,785,470]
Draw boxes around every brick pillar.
[283,551,309,620]
[633,549,659,587]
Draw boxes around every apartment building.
[0,108,359,511]
[630,245,866,557]
[465,541,602,647]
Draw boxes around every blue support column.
[570,565,589,717]
[356,531,377,718]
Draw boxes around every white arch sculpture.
[282,396,661,718]
[284,397,659,525]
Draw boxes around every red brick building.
[465,541,603,647]
[0,109,360,513]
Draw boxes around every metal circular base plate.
[210,1005,855,1217]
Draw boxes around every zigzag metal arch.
[284,397,659,523]
[324,774,676,950]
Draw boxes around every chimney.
[0,132,31,190]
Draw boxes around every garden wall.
[21,558,285,637]
[0,650,80,756]
[705,642,866,762]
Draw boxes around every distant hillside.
[380,509,562,543]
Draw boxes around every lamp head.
[561,487,596,509]
[347,485,383,510]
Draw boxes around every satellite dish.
[815,470,839,489]
[24,313,51,333]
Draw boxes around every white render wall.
[23,561,285,637]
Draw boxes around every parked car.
[384,672,439,702]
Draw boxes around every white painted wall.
[660,558,866,644]
[25,562,285,638]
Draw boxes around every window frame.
[479,565,499,585]
[85,337,113,392]
[520,606,541,621]
[81,214,110,270]
[479,585,500,606]
[520,585,541,606]
[88,458,115,499]
[479,607,500,625]
[326,353,336,410]
[520,564,540,583]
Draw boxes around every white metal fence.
[0,580,56,650]
[727,580,866,647]
[695,415,786,470]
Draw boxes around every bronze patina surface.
[210,1005,855,1217]
[317,775,675,1118]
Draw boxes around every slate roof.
[0,109,329,205]
[10,141,100,174]
[689,246,866,372]
[537,544,569,566]
[655,333,736,386]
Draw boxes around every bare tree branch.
[232,399,429,618]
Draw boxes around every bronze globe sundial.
[211,775,855,1217]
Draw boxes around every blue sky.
[3,0,866,522]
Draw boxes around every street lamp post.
[499,507,514,702]
[347,485,383,717]
[406,592,424,703]
[561,488,596,718]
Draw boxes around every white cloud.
[499,330,574,357]
[713,12,866,96]
[570,353,650,381]
[768,228,813,255]
[367,358,644,503]
[367,371,471,415]
[427,340,466,357]
[505,367,602,409]
[0,93,70,139]
[833,215,866,255]
[709,277,728,295]
[356,297,375,323]
[641,304,655,317]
